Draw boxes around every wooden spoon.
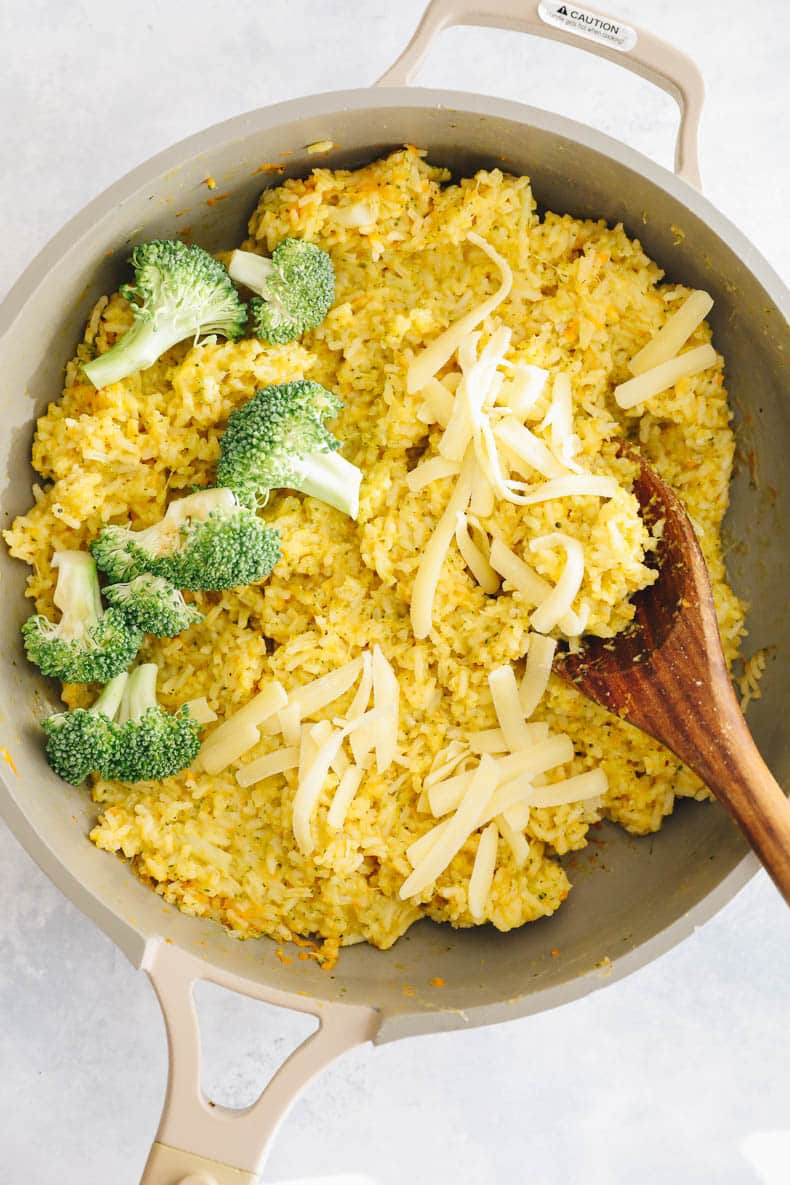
[554,453,790,905]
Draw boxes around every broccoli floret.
[216,380,362,518]
[83,240,247,389]
[42,673,129,785]
[23,551,142,684]
[228,239,334,344]
[104,572,204,637]
[106,663,202,782]
[90,487,281,590]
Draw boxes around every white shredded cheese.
[236,746,300,788]
[293,706,394,855]
[516,474,620,505]
[327,763,366,830]
[199,722,261,776]
[417,378,455,427]
[346,650,373,721]
[502,801,531,832]
[530,768,608,807]
[468,822,498,920]
[278,703,302,747]
[411,448,475,640]
[493,417,568,479]
[455,513,501,593]
[519,633,557,718]
[529,533,585,635]
[541,372,582,472]
[629,290,713,376]
[184,697,217,725]
[400,756,498,899]
[260,657,363,733]
[497,814,530,867]
[406,233,513,394]
[406,455,460,492]
[429,734,573,817]
[497,363,548,419]
[424,741,471,787]
[614,343,717,409]
[488,665,533,751]
[468,461,495,517]
[371,644,399,774]
[202,681,287,749]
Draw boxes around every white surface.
[1,1,788,1183]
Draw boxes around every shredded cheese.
[201,681,287,752]
[371,645,399,774]
[468,822,498,920]
[497,814,530,867]
[429,734,573,817]
[400,756,498,899]
[199,722,261,776]
[327,762,366,830]
[629,290,713,376]
[411,447,475,639]
[468,461,495,516]
[184,697,217,725]
[520,633,557,718]
[529,533,585,635]
[455,513,500,593]
[406,233,513,394]
[493,417,568,479]
[406,456,460,492]
[489,538,578,636]
[498,362,548,419]
[424,741,471,787]
[346,650,373,721]
[417,377,455,427]
[293,706,394,855]
[261,657,363,733]
[530,768,608,807]
[488,665,534,751]
[541,372,582,472]
[614,343,716,409]
[236,747,300,789]
[502,801,531,832]
[515,474,620,505]
[278,703,302,746]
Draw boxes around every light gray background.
[1,2,788,1183]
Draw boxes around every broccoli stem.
[52,551,103,641]
[228,251,275,296]
[293,450,362,520]
[83,318,187,388]
[91,672,129,720]
[118,663,158,725]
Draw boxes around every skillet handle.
[376,0,704,188]
[138,938,378,1185]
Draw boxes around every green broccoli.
[107,663,202,782]
[22,551,142,684]
[90,487,281,590]
[228,239,334,344]
[83,240,247,389]
[104,572,204,637]
[42,672,129,785]
[216,380,362,519]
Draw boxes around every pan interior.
[1,94,786,1034]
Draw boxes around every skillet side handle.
[376,0,704,188]
[138,938,378,1185]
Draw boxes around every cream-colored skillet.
[0,2,788,1181]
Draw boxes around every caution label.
[537,1,638,52]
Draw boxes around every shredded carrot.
[206,193,230,207]
[203,176,216,190]
[550,948,560,957]
[430,977,445,987]
[0,747,18,775]
[253,163,286,175]
[276,948,293,965]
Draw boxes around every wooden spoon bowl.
[555,454,790,904]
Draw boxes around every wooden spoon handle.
[674,682,790,905]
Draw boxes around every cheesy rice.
[4,147,745,961]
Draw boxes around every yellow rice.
[4,147,746,959]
